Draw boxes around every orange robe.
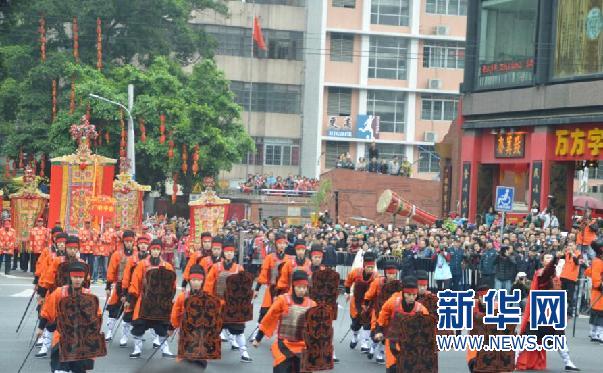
[106,250,135,306]
[259,294,316,366]
[203,261,244,306]
[277,257,311,291]
[78,228,98,255]
[345,268,378,319]
[121,255,142,314]
[0,227,18,254]
[377,294,428,368]
[128,257,175,320]
[585,257,603,312]
[29,226,49,254]
[257,252,289,308]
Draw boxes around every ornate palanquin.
[48,116,116,234]
[113,173,150,229]
[10,167,49,242]
[188,179,230,241]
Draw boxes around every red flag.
[253,17,267,51]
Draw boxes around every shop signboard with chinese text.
[326,116,353,138]
[495,133,525,158]
[553,126,603,160]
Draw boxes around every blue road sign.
[495,186,514,212]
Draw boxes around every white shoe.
[230,334,239,350]
[160,337,175,358]
[152,335,161,349]
[130,337,143,358]
[119,333,128,347]
[240,349,253,363]
[35,344,48,358]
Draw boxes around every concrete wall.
[463,80,603,117]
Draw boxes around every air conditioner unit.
[424,131,437,142]
[435,25,449,36]
[428,79,442,90]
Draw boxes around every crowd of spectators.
[335,142,412,176]
[238,174,318,194]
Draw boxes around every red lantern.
[159,114,166,144]
[192,145,199,176]
[139,118,146,143]
[105,130,110,144]
[73,16,79,63]
[39,17,46,62]
[172,174,178,204]
[18,148,24,169]
[51,80,57,122]
[96,18,102,70]
[168,140,174,159]
[181,144,188,174]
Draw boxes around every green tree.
[0,1,254,191]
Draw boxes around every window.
[423,41,464,69]
[554,0,603,78]
[369,36,408,80]
[327,87,352,116]
[477,0,538,88]
[332,0,356,8]
[230,81,302,114]
[421,94,458,120]
[243,137,264,165]
[325,141,350,168]
[244,0,306,6]
[371,0,410,27]
[418,145,440,173]
[242,138,300,166]
[330,33,354,62]
[202,25,303,60]
[426,0,467,16]
[366,90,406,133]
[365,143,406,160]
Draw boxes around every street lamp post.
[88,85,136,178]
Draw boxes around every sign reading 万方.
[435,290,567,352]
[554,127,603,159]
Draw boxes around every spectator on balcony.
[379,159,389,174]
[368,157,379,172]
[343,152,355,169]
[400,156,412,177]
[368,141,379,160]
[356,157,367,171]
[336,153,346,169]
[389,156,401,176]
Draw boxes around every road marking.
[11,289,34,297]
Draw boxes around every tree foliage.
[0,1,254,191]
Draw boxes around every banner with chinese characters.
[461,162,471,218]
[553,126,603,160]
[326,116,353,138]
[530,161,542,210]
[495,133,525,158]
[89,195,116,219]
[189,189,230,243]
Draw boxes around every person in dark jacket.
[447,238,464,291]
[479,241,497,288]
[493,245,517,291]
[323,239,338,269]
[368,141,379,160]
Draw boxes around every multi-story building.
[303,0,467,179]
[190,0,308,184]
[453,0,603,228]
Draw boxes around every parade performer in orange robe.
[252,270,317,372]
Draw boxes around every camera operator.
[494,245,517,292]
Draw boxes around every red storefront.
[459,122,602,228]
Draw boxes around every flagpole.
[246,5,254,179]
